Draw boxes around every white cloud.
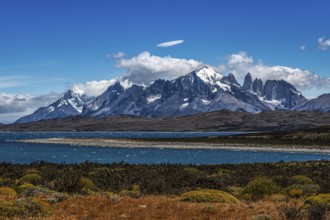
[71,78,132,96]
[112,52,126,58]
[0,76,28,89]
[71,80,117,96]
[115,51,203,84]
[107,52,126,59]
[0,92,61,123]
[300,45,306,51]
[318,36,330,50]
[226,51,327,90]
[157,40,184,47]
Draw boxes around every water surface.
[0,132,329,164]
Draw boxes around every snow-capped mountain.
[80,66,269,118]
[16,90,92,123]
[16,66,312,123]
[294,94,330,112]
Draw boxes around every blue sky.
[1,0,330,97]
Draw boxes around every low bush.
[46,192,69,204]
[305,194,330,207]
[226,186,243,198]
[80,177,97,194]
[20,173,42,185]
[252,214,272,220]
[16,197,52,216]
[119,185,141,198]
[0,200,24,218]
[201,204,217,214]
[0,187,17,197]
[290,175,314,185]
[241,177,280,200]
[306,204,328,220]
[269,194,288,202]
[286,184,320,198]
[181,189,239,204]
[278,203,304,220]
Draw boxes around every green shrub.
[181,189,239,204]
[46,192,69,204]
[306,205,328,220]
[201,204,217,214]
[290,175,314,185]
[269,194,288,202]
[286,184,320,198]
[119,185,141,198]
[20,173,42,185]
[0,187,17,197]
[242,177,280,200]
[0,200,24,218]
[184,168,201,173]
[226,186,243,198]
[25,168,40,175]
[17,183,37,193]
[278,203,304,220]
[16,197,52,216]
[79,177,96,193]
[305,194,330,207]
[252,214,272,220]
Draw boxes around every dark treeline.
[0,160,329,195]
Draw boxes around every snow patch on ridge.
[147,95,161,103]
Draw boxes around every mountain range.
[15,66,330,123]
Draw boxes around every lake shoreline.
[18,138,330,154]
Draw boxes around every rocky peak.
[194,66,223,85]
[221,73,239,86]
[252,78,263,96]
[242,73,253,91]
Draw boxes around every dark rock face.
[252,78,263,96]
[242,73,253,91]
[262,80,306,108]
[82,82,124,116]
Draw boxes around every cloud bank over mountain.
[70,51,329,98]
[0,92,62,123]
[2,51,329,123]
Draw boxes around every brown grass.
[4,195,329,220]
[8,195,326,220]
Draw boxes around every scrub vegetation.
[0,160,329,219]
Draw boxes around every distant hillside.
[2,110,330,132]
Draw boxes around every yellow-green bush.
[241,177,280,200]
[17,183,36,193]
[79,177,96,193]
[290,175,314,185]
[285,184,320,198]
[252,214,272,220]
[16,197,52,216]
[269,194,288,202]
[20,173,42,185]
[226,186,243,198]
[119,185,141,198]
[305,194,330,207]
[25,168,40,175]
[0,187,17,197]
[184,168,201,173]
[0,200,24,218]
[181,189,239,204]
